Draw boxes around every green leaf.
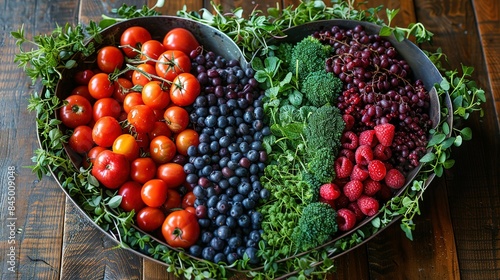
[442,122,450,135]
[454,135,463,146]
[439,78,450,91]
[107,195,122,208]
[428,133,446,146]
[460,127,472,140]
[288,90,303,106]
[419,152,436,163]
[434,164,443,177]
[476,89,486,102]
[443,159,455,169]
[379,26,392,37]
[441,137,455,149]
[264,56,280,74]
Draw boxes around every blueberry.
[260,188,270,200]
[204,115,217,127]
[242,198,256,210]
[219,157,230,168]
[237,182,252,195]
[219,136,231,148]
[237,214,251,228]
[227,99,238,109]
[214,128,225,139]
[217,116,228,128]
[202,231,214,244]
[249,230,261,243]
[226,216,237,228]
[232,194,244,203]
[210,237,225,251]
[251,211,263,226]
[215,214,226,226]
[186,173,199,184]
[228,236,243,249]
[193,157,206,169]
[247,150,259,162]
[198,142,210,155]
[206,186,217,198]
[195,107,208,117]
[193,185,206,199]
[217,225,232,240]
[237,123,250,135]
[207,196,219,208]
[230,202,244,218]
[202,247,216,261]
[213,252,227,264]
[244,247,260,264]
[201,165,213,176]
[231,152,243,162]
[208,207,219,219]
[216,200,230,214]
[187,145,198,157]
[249,163,260,175]
[219,179,230,190]
[189,245,202,257]
[226,187,237,197]
[209,170,223,183]
[228,176,240,187]
[237,98,249,109]
[227,160,238,170]
[235,167,249,177]
[226,252,239,264]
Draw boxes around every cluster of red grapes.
[315,25,433,171]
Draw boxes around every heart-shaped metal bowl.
[46,16,453,275]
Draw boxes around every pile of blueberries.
[184,51,271,265]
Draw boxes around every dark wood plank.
[414,0,500,279]
[0,0,81,278]
[60,201,143,279]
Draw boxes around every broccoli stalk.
[292,202,338,252]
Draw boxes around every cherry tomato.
[118,181,146,213]
[161,209,200,248]
[163,28,200,56]
[92,97,121,121]
[113,77,134,103]
[170,73,200,106]
[74,69,95,85]
[175,129,200,156]
[127,104,156,133]
[120,26,152,58]
[88,72,115,99]
[148,121,172,139]
[71,85,94,102]
[123,92,144,113]
[163,106,189,133]
[91,150,130,189]
[181,191,196,209]
[157,162,186,189]
[163,189,182,211]
[68,125,94,154]
[82,146,107,169]
[140,39,166,65]
[136,206,165,232]
[141,81,170,110]
[131,63,157,87]
[92,116,123,147]
[149,135,177,164]
[59,95,92,129]
[155,50,191,82]
[184,206,196,216]
[130,157,157,184]
[135,132,150,149]
[97,46,124,73]
[141,179,168,207]
[112,134,139,161]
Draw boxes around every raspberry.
[348,202,365,221]
[319,183,341,200]
[385,168,406,189]
[357,195,380,216]
[339,149,355,163]
[373,144,392,161]
[342,114,355,131]
[363,179,382,196]
[374,123,395,147]
[336,208,357,231]
[358,129,377,147]
[334,156,354,179]
[350,164,369,181]
[354,145,373,165]
[341,131,359,150]
[343,180,363,201]
[368,160,387,181]
[319,196,336,208]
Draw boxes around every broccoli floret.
[292,202,338,252]
[301,70,343,107]
[290,36,332,81]
[301,171,322,204]
[304,105,345,183]
[275,42,294,68]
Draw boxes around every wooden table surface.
[1,0,499,279]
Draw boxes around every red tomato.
[175,129,200,156]
[155,50,191,82]
[74,69,95,85]
[184,206,196,216]
[68,125,94,154]
[149,135,177,164]
[82,146,107,169]
[163,28,200,56]
[112,134,139,161]
[161,209,200,248]
[120,26,152,58]
[170,73,200,106]
[163,106,189,133]
[130,157,157,184]
[181,191,196,209]
[59,95,93,129]
[71,85,94,102]
[92,97,121,121]
[88,73,115,99]
[97,46,124,73]
[136,206,165,232]
[92,116,123,147]
[163,189,182,211]
[140,39,166,65]
[113,77,134,103]
[157,163,186,189]
[142,81,170,110]
[123,92,144,113]
[148,121,172,139]
[131,63,157,87]
[127,104,156,133]
[135,132,150,149]
[118,181,146,213]
[141,179,168,207]
[91,150,130,189]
